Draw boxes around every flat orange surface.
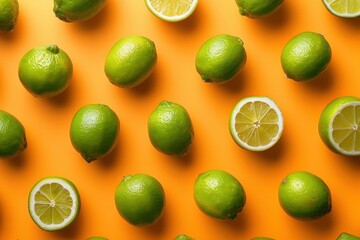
[0,1,360,239]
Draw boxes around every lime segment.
[319,96,360,156]
[28,177,80,231]
[145,0,198,22]
[229,96,283,151]
[322,0,360,18]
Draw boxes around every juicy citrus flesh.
[18,44,73,97]
[318,96,360,156]
[193,169,246,220]
[105,36,157,88]
[0,110,27,158]
[235,0,284,18]
[28,177,80,231]
[114,174,165,226]
[0,0,19,32]
[195,34,247,83]
[53,0,106,22]
[145,0,198,22]
[278,171,332,220]
[281,32,332,81]
[229,96,283,151]
[70,104,120,162]
[148,100,194,156]
[322,0,360,18]
[337,232,360,240]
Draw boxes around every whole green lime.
[53,0,106,22]
[148,100,194,156]
[278,171,332,220]
[194,169,246,220]
[173,234,194,240]
[337,232,360,240]
[70,104,119,163]
[105,36,157,88]
[18,44,73,97]
[114,174,165,226]
[281,32,332,81]
[0,110,26,158]
[235,0,283,18]
[196,34,247,83]
[0,0,18,32]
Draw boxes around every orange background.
[0,0,360,239]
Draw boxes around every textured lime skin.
[53,0,106,22]
[173,234,194,240]
[0,110,26,158]
[278,171,332,220]
[0,0,18,32]
[281,32,332,81]
[337,232,360,240]
[18,45,73,97]
[114,174,165,226]
[86,237,108,240]
[318,96,360,156]
[195,34,247,83]
[148,100,194,156]
[28,176,81,231]
[70,104,119,162]
[235,0,283,18]
[105,36,157,88]
[194,169,246,220]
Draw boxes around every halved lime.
[319,96,360,156]
[322,0,360,18]
[145,0,198,22]
[28,177,80,231]
[229,96,284,151]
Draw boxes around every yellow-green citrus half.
[229,96,284,151]
[319,96,360,156]
[28,176,80,231]
[145,0,198,22]
[322,0,360,18]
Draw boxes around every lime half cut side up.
[322,0,360,18]
[145,0,198,22]
[28,177,80,231]
[319,96,360,156]
[229,96,284,151]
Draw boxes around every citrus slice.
[318,96,360,156]
[145,0,198,22]
[28,177,80,231]
[322,0,360,18]
[229,96,284,151]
